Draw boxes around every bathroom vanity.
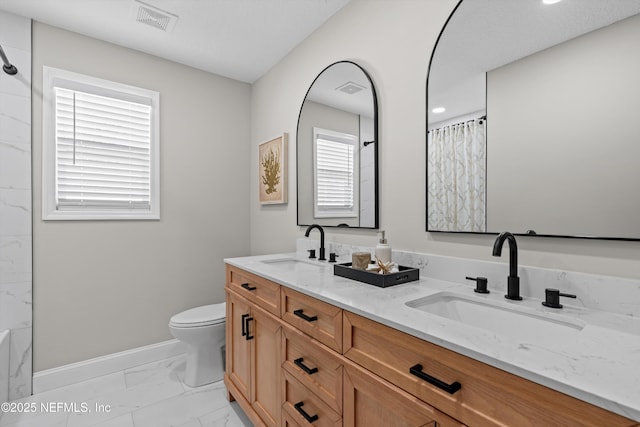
[224,253,639,427]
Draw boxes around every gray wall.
[250,0,640,279]
[32,23,251,371]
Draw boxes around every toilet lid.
[170,303,226,327]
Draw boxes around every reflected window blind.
[54,87,152,210]
[316,137,355,210]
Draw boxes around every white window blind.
[313,128,358,218]
[42,66,160,220]
[55,88,152,210]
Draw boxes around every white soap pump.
[375,231,392,264]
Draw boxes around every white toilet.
[169,303,226,387]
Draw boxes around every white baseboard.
[33,339,186,394]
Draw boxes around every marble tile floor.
[0,355,252,427]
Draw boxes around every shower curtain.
[428,117,486,232]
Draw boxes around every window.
[313,127,358,218]
[42,67,160,220]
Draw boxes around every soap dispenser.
[375,231,392,264]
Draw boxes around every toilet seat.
[169,303,226,328]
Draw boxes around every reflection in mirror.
[298,61,378,228]
[427,0,640,239]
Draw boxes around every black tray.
[333,262,419,288]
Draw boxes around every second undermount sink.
[406,292,585,344]
[261,257,325,271]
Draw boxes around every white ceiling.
[0,0,351,83]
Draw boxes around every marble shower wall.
[0,10,32,400]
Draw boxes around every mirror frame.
[425,0,640,242]
[297,60,379,229]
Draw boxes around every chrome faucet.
[304,224,326,261]
[492,231,522,300]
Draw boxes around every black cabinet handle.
[294,357,318,375]
[241,282,257,291]
[293,309,318,322]
[294,402,318,423]
[409,364,461,394]
[245,317,254,340]
[241,314,249,337]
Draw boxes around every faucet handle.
[542,288,577,309]
[308,249,316,259]
[329,253,338,263]
[466,276,490,294]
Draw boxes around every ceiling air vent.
[335,81,367,95]
[131,0,178,32]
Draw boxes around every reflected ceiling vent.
[335,81,366,95]
[131,0,178,32]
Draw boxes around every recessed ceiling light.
[432,107,446,114]
[542,0,562,4]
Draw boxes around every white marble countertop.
[225,252,640,421]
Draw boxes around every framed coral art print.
[259,133,288,204]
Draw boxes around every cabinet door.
[226,290,252,401]
[343,361,464,427]
[250,302,282,427]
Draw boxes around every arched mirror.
[297,61,379,228]
[427,0,640,240]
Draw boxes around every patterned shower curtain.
[428,117,486,232]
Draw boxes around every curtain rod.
[429,115,486,133]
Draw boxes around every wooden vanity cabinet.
[226,264,636,427]
[343,310,636,427]
[225,266,283,427]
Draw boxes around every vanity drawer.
[282,322,343,414]
[282,408,303,427]
[281,287,342,352]
[282,370,342,427]
[342,359,465,427]
[342,311,635,427]
[227,265,280,316]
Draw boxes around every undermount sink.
[406,292,585,343]
[261,257,325,271]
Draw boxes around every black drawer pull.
[294,401,318,423]
[409,364,461,394]
[241,313,249,337]
[245,317,254,340]
[293,309,318,322]
[241,282,257,291]
[294,357,318,375]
